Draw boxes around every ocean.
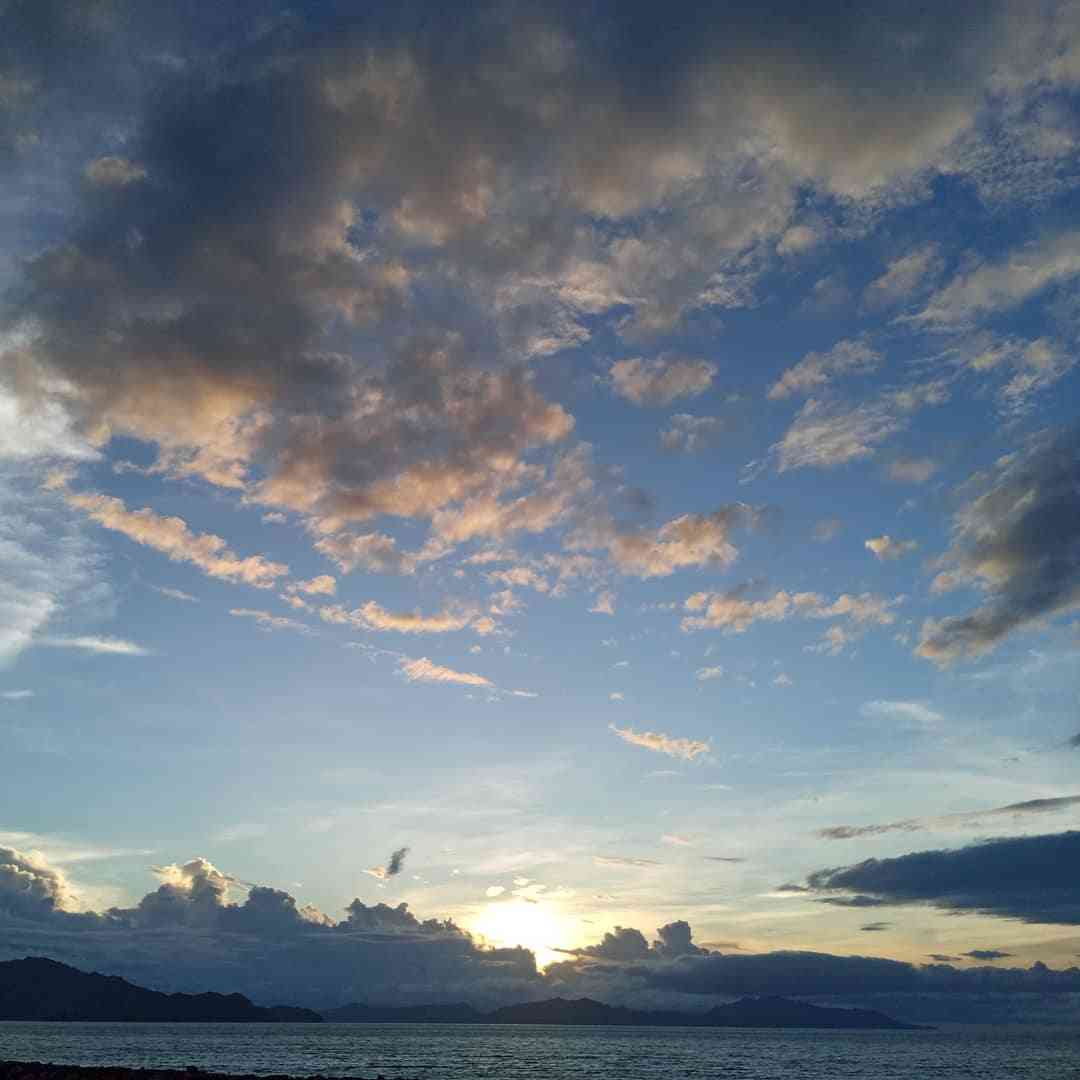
[2,1021,1079,1079]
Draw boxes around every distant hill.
[0,958,322,1022]
[328,994,923,1030]
[1,959,921,1029]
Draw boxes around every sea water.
[2,1021,1079,1079]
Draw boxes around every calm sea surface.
[2,1021,1080,1080]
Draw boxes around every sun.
[468,900,577,970]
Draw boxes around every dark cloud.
[365,846,410,881]
[7,847,1080,1020]
[962,949,1013,961]
[1066,733,1080,749]
[860,922,891,932]
[801,831,1080,925]
[927,954,960,962]
[0,851,538,1008]
[818,793,1080,840]
[918,426,1080,662]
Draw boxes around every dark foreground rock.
[0,1066,412,1080]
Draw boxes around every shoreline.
[0,1065,415,1080]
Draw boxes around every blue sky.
[2,0,1080,1019]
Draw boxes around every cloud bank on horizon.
[3,0,1080,1023]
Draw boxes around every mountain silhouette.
[327,994,922,1029]
[0,958,322,1022]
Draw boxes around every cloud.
[608,723,710,761]
[662,835,693,847]
[0,849,540,1007]
[609,356,716,407]
[592,856,662,869]
[151,585,198,603]
[399,656,493,688]
[801,830,1080,924]
[682,586,897,635]
[772,672,792,686]
[287,575,337,597]
[863,245,942,310]
[767,338,881,400]
[0,690,33,700]
[9,847,1080,1018]
[589,591,615,615]
[486,886,506,898]
[0,467,109,664]
[859,699,943,729]
[365,847,410,881]
[228,609,313,635]
[580,504,767,580]
[865,535,918,560]
[696,665,724,681]
[888,458,939,484]
[916,229,1080,326]
[776,225,820,256]
[38,636,150,656]
[65,490,288,588]
[659,415,726,454]
[860,922,891,932]
[83,156,147,187]
[319,600,486,635]
[916,426,1080,662]
[818,793,1080,840]
[963,949,1013,961]
[775,384,947,472]
[313,532,429,576]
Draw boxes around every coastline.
[0,1064,414,1080]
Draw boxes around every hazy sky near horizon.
[3,0,1080,1014]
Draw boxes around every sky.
[2,0,1080,1023]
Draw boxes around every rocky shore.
[1,1065,414,1080]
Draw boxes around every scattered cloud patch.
[610,356,716,407]
[866,535,919,560]
[608,723,710,761]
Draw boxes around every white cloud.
[660,414,726,454]
[916,229,1080,326]
[0,689,34,700]
[683,588,898,638]
[319,600,481,634]
[399,656,493,688]
[775,384,948,471]
[888,458,939,484]
[65,489,288,588]
[608,723,710,761]
[287,575,337,597]
[865,535,919,560]
[661,834,693,847]
[229,609,314,634]
[485,885,506,897]
[863,244,942,309]
[151,585,198,602]
[609,355,716,407]
[773,672,793,687]
[861,699,943,729]
[38,636,150,656]
[768,339,881,400]
[696,665,724,681]
[589,591,616,615]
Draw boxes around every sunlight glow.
[468,900,578,970]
